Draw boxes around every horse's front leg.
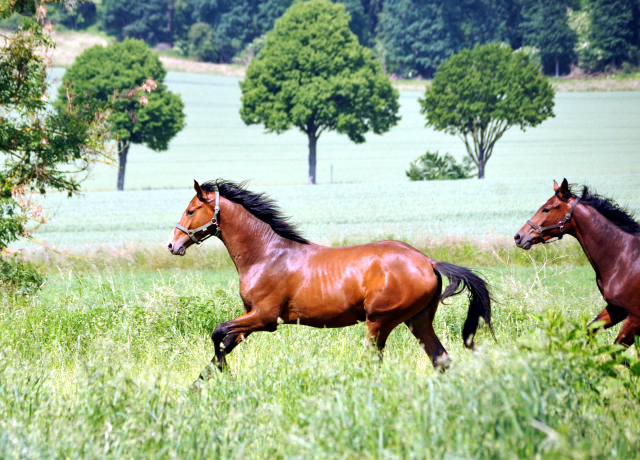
[587,304,627,334]
[191,310,276,391]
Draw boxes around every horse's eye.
[187,210,195,216]
[542,208,550,213]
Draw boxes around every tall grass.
[1,242,639,458]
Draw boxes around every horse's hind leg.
[405,296,448,370]
[614,316,640,347]
[364,321,394,360]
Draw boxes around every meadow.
[2,242,640,459]
[2,69,640,458]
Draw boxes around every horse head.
[167,180,219,256]
[514,178,579,249]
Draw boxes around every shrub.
[188,22,218,62]
[0,257,44,296]
[406,151,475,181]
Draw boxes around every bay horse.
[168,180,492,386]
[515,179,640,348]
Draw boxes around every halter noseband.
[175,187,221,244]
[527,196,580,244]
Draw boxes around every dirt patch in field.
[159,57,246,77]
[49,30,111,67]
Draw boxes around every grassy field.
[1,243,639,458]
[2,43,638,458]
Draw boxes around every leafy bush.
[187,22,218,62]
[406,151,475,181]
[0,257,44,296]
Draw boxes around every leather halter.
[175,187,221,244]
[527,196,580,244]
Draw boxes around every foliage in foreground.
[0,0,111,252]
[0,256,639,458]
[406,151,475,181]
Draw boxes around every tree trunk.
[117,140,129,191]
[555,55,559,78]
[477,143,485,179]
[307,130,317,185]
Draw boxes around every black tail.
[432,261,494,349]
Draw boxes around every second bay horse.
[168,180,493,386]
[515,179,640,348]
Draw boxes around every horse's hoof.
[190,379,205,393]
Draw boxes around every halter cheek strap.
[175,187,221,245]
[527,197,580,244]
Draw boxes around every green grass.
[1,246,639,458]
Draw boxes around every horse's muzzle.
[514,232,533,250]
[167,241,186,256]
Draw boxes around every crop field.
[21,174,640,249]
[47,70,640,191]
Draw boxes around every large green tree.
[376,0,455,78]
[420,43,555,179]
[240,0,400,184]
[58,39,185,191]
[589,0,637,68]
[0,0,111,252]
[521,0,577,76]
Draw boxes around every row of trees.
[22,0,640,76]
[241,1,554,182]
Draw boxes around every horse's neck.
[570,204,633,279]
[218,199,288,273]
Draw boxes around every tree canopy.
[420,43,555,179]
[91,0,640,74]
[520,0,577,76]
[57,39,186,190]
[240,0,399,184]
[0,0,111,252]
[589,0,639,69]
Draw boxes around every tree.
[521,0,577,76]
[57,39,185,191]
[589,0,637,69]
[420,43,555,179]
[0,0,111,253]
[240,0,399,184]
[101,0,174,45]
[376,0,457,78]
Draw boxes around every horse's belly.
[287,296,366,328]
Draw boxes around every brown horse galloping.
[515,179,640,347]
[168,180,492,386]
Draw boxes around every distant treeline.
[4,0,639,76]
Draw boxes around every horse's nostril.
[514,233,521,243]
[167,242,173,250]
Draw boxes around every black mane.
[568,185,640,236]
[201,179,309,244]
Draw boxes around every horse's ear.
[194,180,205,201]
[559,178,570,198]
[553,180,559,192]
